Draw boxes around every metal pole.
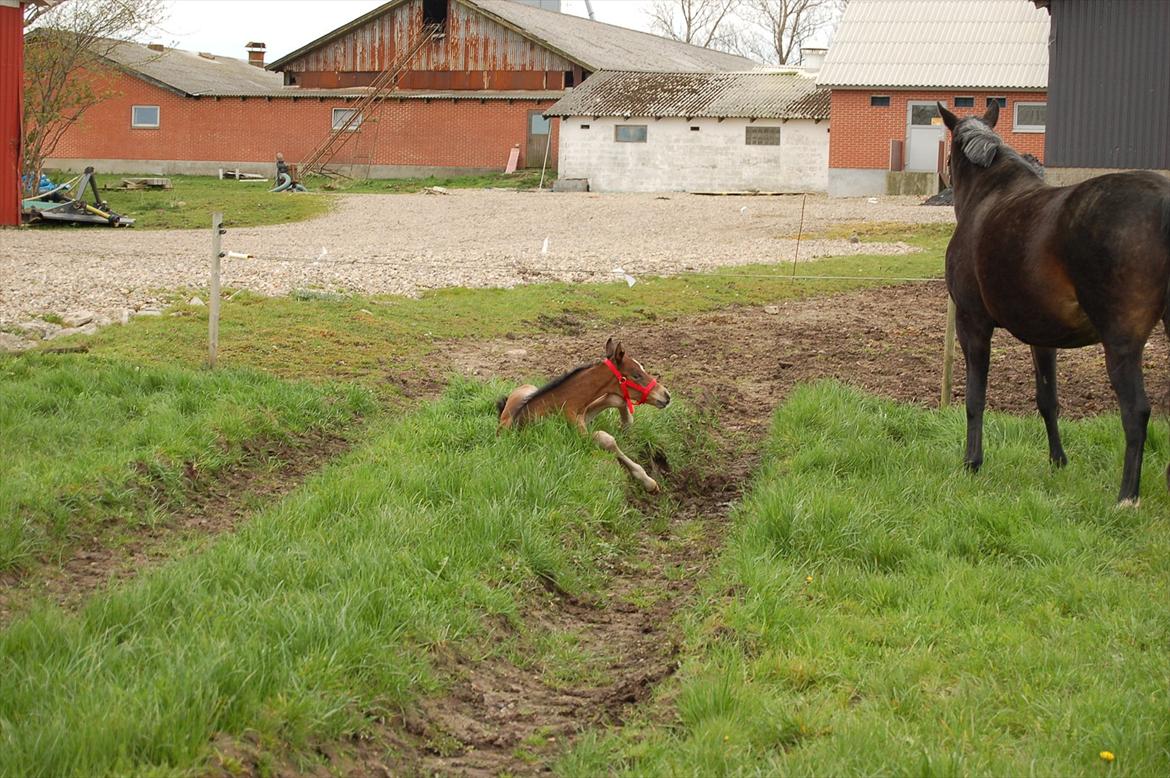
[209,212,224,368]
[539,119,553,190]
[941,296,956,407]
[790,193,807,278]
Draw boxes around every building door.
[906,102,946,171]
[526,110,551,168]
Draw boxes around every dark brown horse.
[497,338,672,492]
[940,101,1170,503]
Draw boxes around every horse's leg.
[1031,346,1068,467]
[584,394,625,426]
[497,385,537,430]
[593,430,659,493]
[957,314,993,472]
[1103,341,1150,504]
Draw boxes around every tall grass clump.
[560,382,1170,777]
[0,353,372,572]
[0,378,698,776]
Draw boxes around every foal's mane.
[511,362,597,419]
[954,119,1043,178]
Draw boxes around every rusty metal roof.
[818,0,1050,89]
[544,70,830,120]
[269,0,755,73]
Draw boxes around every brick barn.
[47,0,752,178]
[817,0,1050,197]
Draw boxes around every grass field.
[73,223,952,390]
[0,354,372,573]
[561,383,1170,777]
[0,380,702,777]
[326,169,547,193]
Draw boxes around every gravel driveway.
[0,191,954,324]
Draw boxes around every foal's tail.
[495,395,508,419]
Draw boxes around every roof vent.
[245,41,266,68]
[800,47,827,73]
[147,43,165,52]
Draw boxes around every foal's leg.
[1031,346,1068,467]
[957,314,994,472]
[1103,341,1151,504]
[592,430,659,493]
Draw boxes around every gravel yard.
[0,191,954,324]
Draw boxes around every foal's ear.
[605,337,615,358]
[938,102,958,131]
[605,338,624,363]
[982,100,1000,128]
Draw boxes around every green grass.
[0,379,703,776]
[37,172,332,230]
[560,383,1170,777]
[74,224,951,390]
[325,169,548,193]
[0,354,372,573]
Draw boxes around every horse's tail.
[495,395,508,419]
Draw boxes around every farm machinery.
[21,167,135,226]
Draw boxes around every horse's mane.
[955,119,1043,178]
[509,362,595,420]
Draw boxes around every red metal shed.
[0,0,24,227]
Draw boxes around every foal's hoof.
[1051,454,1068,468]
[643,478,660,494]
[1116,497,1140,509]
[964,459,982,473]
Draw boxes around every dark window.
[910,103,941,126]
[580,124,590,130]
[614,124,647,143]
[564,70,574,88]
[987,96,1007,108]
[690,126,700,132]
[746,126,781,145]
[423,0,447,25]
[871,95,891,107]
[954,96,975,108]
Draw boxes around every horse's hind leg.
[1031,346,1068,467]
[592,430,659,493]
[1104,341,1151,504]
[957,313,994,472]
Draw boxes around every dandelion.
[805,575,813,583]
[1099,751,1115,763]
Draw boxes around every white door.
[907,102,946,172]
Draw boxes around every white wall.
[556,116,829,193]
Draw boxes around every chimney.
[246,41,266,68]
[800,47,827,73]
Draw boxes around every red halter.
[604,358,658,414]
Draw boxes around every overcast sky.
[150,1,656,61]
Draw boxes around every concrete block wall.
[49,69,559,173]
[556,116,829,192]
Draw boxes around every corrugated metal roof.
[817,0,1050,89]
[269,0,755,73]
[545,70,830,120]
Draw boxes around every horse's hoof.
[1051,454,1068,468]
[645,479,660,494]
[1116,497,1140,509]
[964,459,982,473]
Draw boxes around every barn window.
[954,96,975,108]
[131,105,160,128]
[580,124,590,130]
[690,126,700,132]
[745,126,781,146]
[987,96,1007,108]
[564,70,575,88]
[423,0,448,25]
[1014,102,1047,133]
[332,108,363,131]
[870,95,890,107]
[614,125,647,143]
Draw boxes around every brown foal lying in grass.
[497,338,672,492]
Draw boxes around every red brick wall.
[51,70,560,170]
[829,89,1048,169]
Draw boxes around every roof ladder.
[299,23,443,178]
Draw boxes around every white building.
[544,70,831,193]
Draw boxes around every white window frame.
[131,105,160,129]
[614,124,647,143]
[1014,102,1047,133]
[332,107,363,132]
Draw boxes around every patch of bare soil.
[0,431,352,625]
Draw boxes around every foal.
[497,338,672,492]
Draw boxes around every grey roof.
[817,0,1050,89]
[102,40,286,96]
[545,70,829,120]
[468,0,755,71]
[269,0,755,73]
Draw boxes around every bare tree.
[647,0,744,52]
[740,0,842,65]
[22,0,166,192]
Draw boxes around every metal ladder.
[299,23,444,178]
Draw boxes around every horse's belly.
[981,272,1099,348]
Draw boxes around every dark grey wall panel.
[1046,0,1170,169]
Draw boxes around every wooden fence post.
[941,295,956,407]
[209,212,224,368]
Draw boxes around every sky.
[149,1,658,62]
